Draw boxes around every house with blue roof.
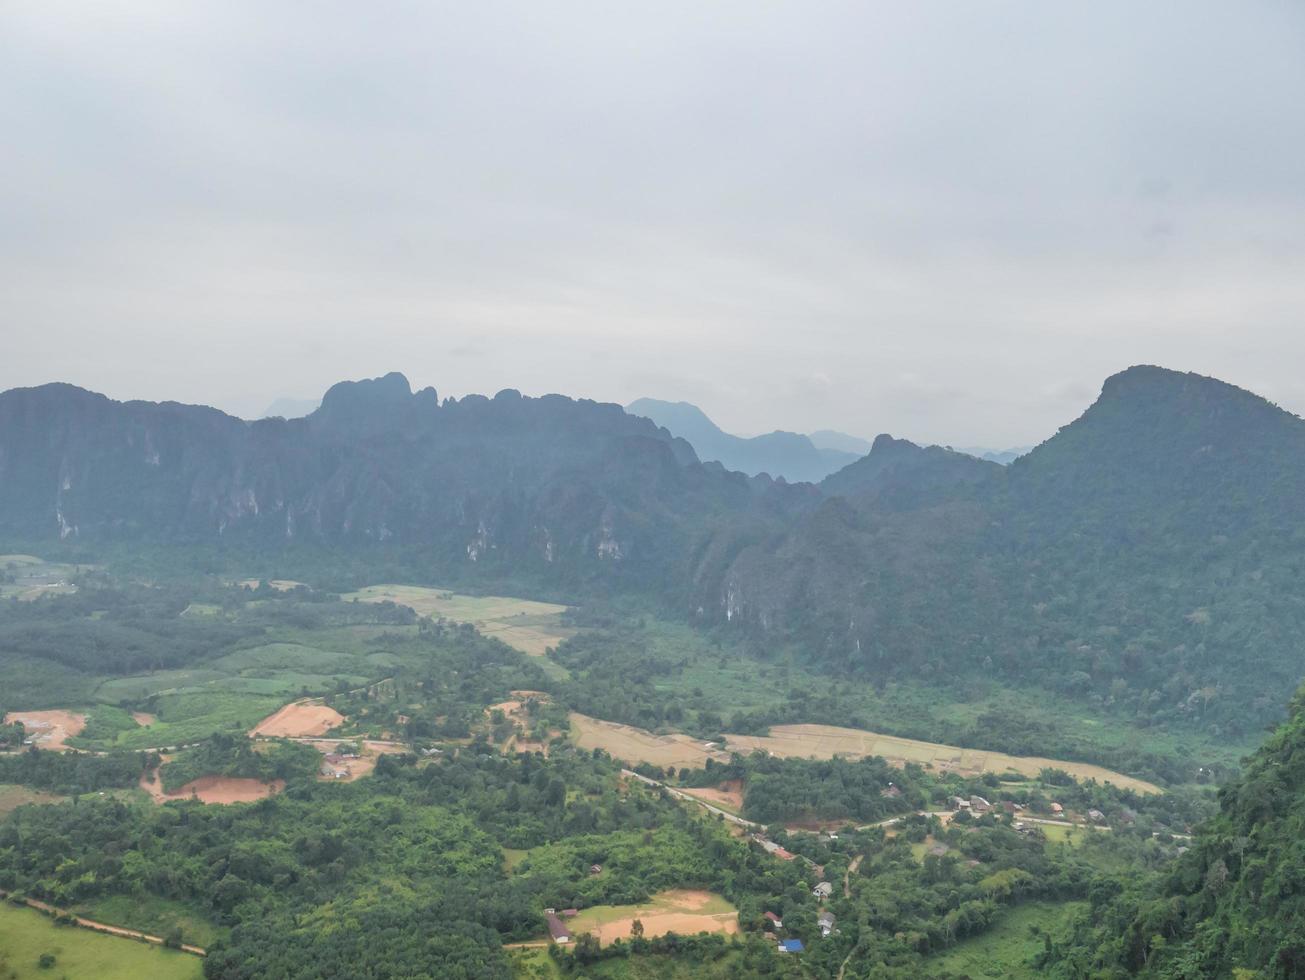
[778,939,804,953]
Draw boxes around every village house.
[544,909,571,944]
[1050,802,1064,815]
[1088,809,1106,823]
[880,783,903,799]
[778,939,804,954]
[949,795,971,811]
[969,795,992,813]
[589,863,603,875]
[812,881,833,900]
[818,911,836,937]
[764,911,783,930]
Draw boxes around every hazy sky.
[4,2,1304,446]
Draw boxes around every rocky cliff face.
[0,374,809,590]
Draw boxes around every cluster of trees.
[325,621,554,743]
[1040,685,1305,977]
[160,736,320,792]
[0,721,23,748]
[0,580,255,679]
[0,746,153,794]
[679,754,922,825]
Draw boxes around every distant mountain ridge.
[626,397,860,482]
[0,374,812,592]
[5,364,1305,743]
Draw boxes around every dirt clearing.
[308,739,406,782]
[570,713,728,769]
[141,767,284,804]
[567,890,737,945]
[343,584,573,656]
[251,702,345,738]
[570,713,1158,794]
[681,781,744,813]
[724,724,1161,795]
[4,709,86,750]
[132,711,158,727]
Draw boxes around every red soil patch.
[251,702,345,738]
[4,710,86,751]
[131,711,157,727]
[144,771,283,804]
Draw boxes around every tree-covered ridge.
[0,374,812,596]
[714,366,1305,740]
[1045,686,1305,978]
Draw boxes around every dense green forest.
[10,366,1305,750]
[1039,686,1305,978]
[0,454,1296,980]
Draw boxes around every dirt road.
[0,891,206,956]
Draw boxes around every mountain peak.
[313,372,428,431]
[1095,364,1284,416]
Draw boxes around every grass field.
[0,902,203,980]
[0,554,81,602]
[98,691,285,750]
[0,785,64,816]
[502,848,532,872]
[724,724,1162,795]
[570,712,1159,794]
[77,894,224,949]
[343,584,574,657]
[924,901,1085,979]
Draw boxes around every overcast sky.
[3,2,1304,446]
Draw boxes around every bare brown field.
[0,784,65,815]
[571,713,1158,795]
[4,709,87,750]
[132,711,158,727]
[567,889,737,945]
[681,782,744,812]
[569,713,729,769]
[140,765,284,804]
[725,724,1161,795]
[342,584,572,656]
[251,702,345,738]
[173,776,284,804]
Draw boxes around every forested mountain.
[7,366,1305,739]
[711,366,1305,739]
[626,397,859,482]
[0,374,812,592]
[1050,685,1305,977]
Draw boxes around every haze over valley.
[5,2,1305,977]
